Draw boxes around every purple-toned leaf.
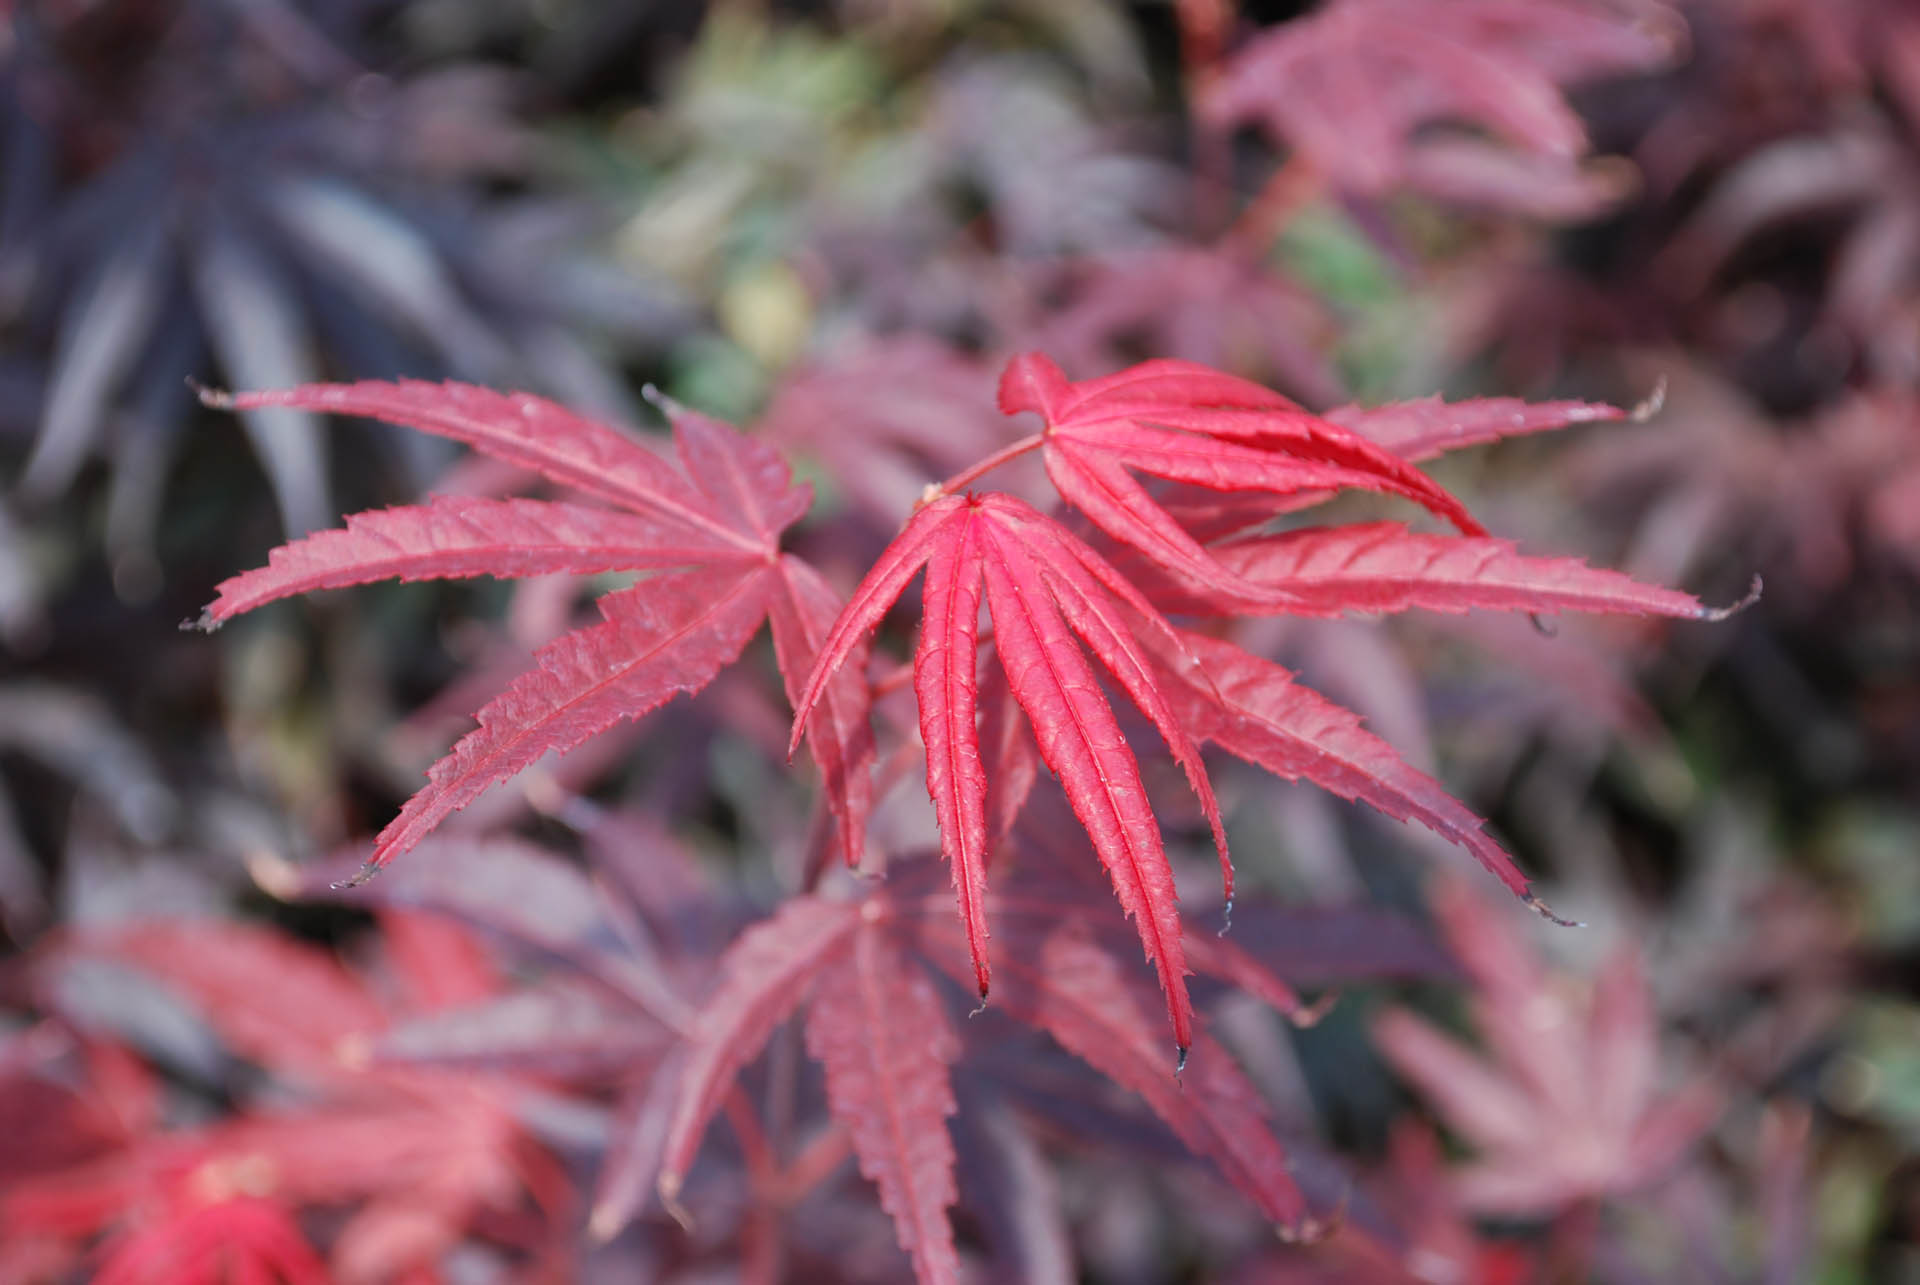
[657,896,861,1204]
[804,924,962,1285]
[1157,627,1538,905]
[933,918,1307,1228]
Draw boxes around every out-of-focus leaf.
[1374,879,1721,1215]
[0,683,176,844]
[19,215,169,502]
[265,175,514,380]
[191,218,331,537]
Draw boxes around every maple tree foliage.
[1374,879,1722,1214]
[4,912,570,1284]
[193,379,875,879]
[192,349,1741,1279]
[1205,0,1686,215]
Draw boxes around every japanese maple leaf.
[1031,243,1343,407]
[793,351,1740,1056]
[789,489,1230,1058]
[11,912,572,1283]
[654,875,1321,1283]
[757,335,1032,528]
[263,827,1384,1281]
[1205,0,1684,215]
[1374,879,1722,1214]
[196,380,874,876]
[995,351,1491,612]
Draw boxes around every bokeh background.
[2,1,1918,1281]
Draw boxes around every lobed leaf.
[804,924,962,1285]
[1009,506,1232,903]
[977,517,1195,1058]
[1000,353,1296,421]
[1204,522,1725,620]
[769,555,877,871]
[666,399,813,547]
[914,505,993,996]
[363,566,774,877]
[788,497,970,757]
[1154,626,1538,905]
[199,496,748,628]
[925,917,1307,1228]
[1041,444,1310,612]
[1055,410,1487,535]
[657,896,862,1205]
[200,379,758,552]
[1328,394,1628,462]
[1001,352,1495,612]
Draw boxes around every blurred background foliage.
[3,0,1920,1281]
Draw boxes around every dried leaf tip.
[1697,574,1763,622]
[640,383,688,418]
[180,607,220,633]
[654,1174,695,1233]
[246,849,303,901]
[1630,376,1668,423]
[1289,991,1340,1029]
[586,1202,626,1245]
[1175,1044,1189,1074]
[1525,893,1585,928]
[329,860,382,891]
[187,377,234,410]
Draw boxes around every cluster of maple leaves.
[6,0,1822,1277]
[114,343,1735,1280]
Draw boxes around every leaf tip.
[1524,893,1585,929]
[1697,573,1762,622]
[1174,1043,1189,1075]
[181,607,220,633]
[656,1173,694,1233]
[996,351,1069,420]
[640,382,688,420]
[587,1201,627,1244]
[188,377,234,410]
[245,849,303,901]
[1290,990,1340,1029]
[1630,376,1668,423]
[330,859,382,891]
[1216,897,1234,938]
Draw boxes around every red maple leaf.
[8,912,571,1283]
[789,490,1230,1055]
[791,351,1742,1062]
[1373,879,1722,1214]
[655,874,1321,1281]
[1205,0,1685,215]
[198,354,1743,1098]
[195,380,875,877]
